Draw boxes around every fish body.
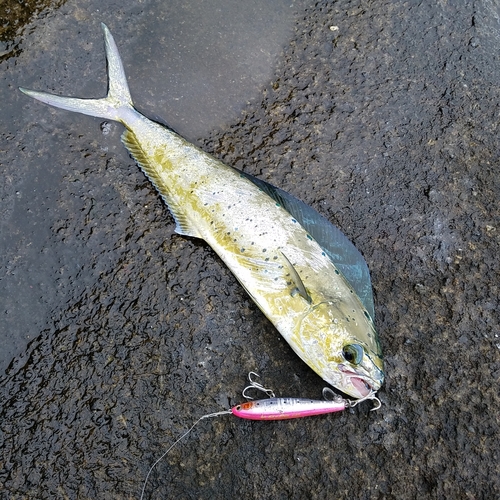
[20,24,383,399]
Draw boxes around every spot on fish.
[240,248,245,253]
[334,269,340,275]
[291,218,297,223]
[307,234,313,241]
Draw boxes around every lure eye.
[342,344,364,365]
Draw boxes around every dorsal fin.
[238,169,375,319]
[280,251,312,304]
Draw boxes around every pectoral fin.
[280,251,312,304]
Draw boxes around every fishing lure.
[231,372,380,419]
[139,373,380,499]
[233,395,349,420]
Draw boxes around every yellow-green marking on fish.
[20,24,384,399]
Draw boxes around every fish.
[19,23,384,399]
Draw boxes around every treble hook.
[348,391,382,411]
[242,372,276,400]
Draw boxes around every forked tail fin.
[19,23,134,122]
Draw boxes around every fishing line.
[139,409,232,500]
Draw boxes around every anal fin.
[121,129,202,238]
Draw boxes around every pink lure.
[231,397,347,420]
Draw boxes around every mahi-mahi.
[20,24,384,399]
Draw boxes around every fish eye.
[342,344,364,365]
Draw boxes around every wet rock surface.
[1,1,500,499]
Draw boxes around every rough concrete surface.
[1,1,499,499]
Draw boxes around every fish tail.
[19,23,133,122]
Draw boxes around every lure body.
[231,397,347,420]
[19,24,384,399]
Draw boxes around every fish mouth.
[339,366,374,398]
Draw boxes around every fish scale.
[19,23,383,399]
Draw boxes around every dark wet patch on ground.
[1,0,500,498]
[0,0,67,62]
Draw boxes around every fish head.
[293,301,384,399]
[335,340,384,399]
